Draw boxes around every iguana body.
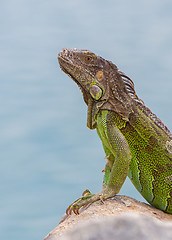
[58,48,172,214]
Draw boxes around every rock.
[50,214,172,240]
[43,195,172,240]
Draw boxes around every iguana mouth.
[58,55,83,89]
[59,63,85,96]
[58,54,89,104]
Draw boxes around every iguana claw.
[66,188,118,215]
[66,202,80,215]
[66,190,94,215]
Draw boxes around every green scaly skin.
[58,48,172,215]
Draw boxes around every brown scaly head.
[58,48,135,129]
[58,48,171,137]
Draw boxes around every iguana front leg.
[66,116,132,214]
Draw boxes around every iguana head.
[58,48,134,128]
[58,48,110,105]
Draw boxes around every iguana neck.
[87,98,110,129]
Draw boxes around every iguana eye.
[84,55,93,63]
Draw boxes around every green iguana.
[58,48,172,215]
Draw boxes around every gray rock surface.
[43,196,172,240]
[58,213,172,240]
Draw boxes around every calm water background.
[1,0,172,239]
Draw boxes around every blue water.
[1,1,172,239]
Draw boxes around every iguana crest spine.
[119,71,172,139]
